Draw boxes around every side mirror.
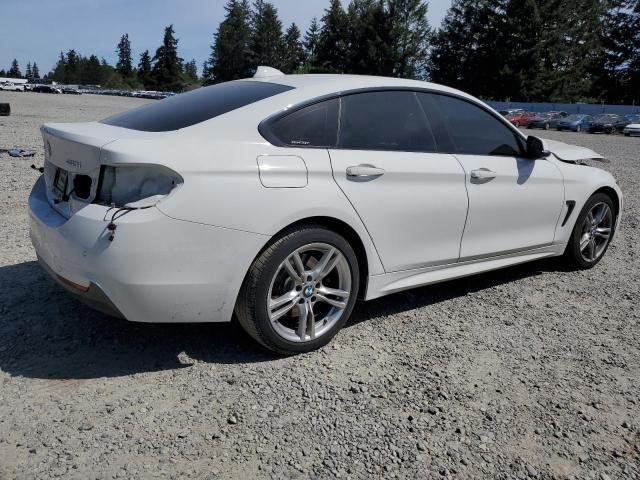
[526,136,549,159]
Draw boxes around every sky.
[1,0,452,75]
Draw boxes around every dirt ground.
[0,91,639,479]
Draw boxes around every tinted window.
[267,98,339,147]
[422,94,522,156]
[339,91,436,151]
[101,81,294,132]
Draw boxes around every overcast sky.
[1,0,452,75]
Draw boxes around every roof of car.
[245,73,477,102]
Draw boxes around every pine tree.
[206,0,253,83]
[185,59,198,81]
[151,25,184,91]
[116,33,133,76]
[303,17,321,68]
[316,0,349,73]
[628,1,640,104]
[282,23,306,73]
[0,70,5,77]
[345,0,393,75]
[25,62,32,79]
[387,0,432,79]
[138,50,152,87]
[83,54,103,84]
[8,59,21,78]
[65,49,80,84]
[250,0,285,70]
[32,62,39,79]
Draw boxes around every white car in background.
[0,82,25,92]
[29,68,623,354]
[623,123,640,137]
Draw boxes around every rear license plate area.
[53,168,68,200]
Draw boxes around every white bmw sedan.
[29,69,623,354]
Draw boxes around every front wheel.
[235,226,359,354]
[564,194,615,269]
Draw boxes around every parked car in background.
[506,111,532,127]
[29,69,622,354]
[0,82,25,92]
[61,87,81,95]
[556,114,593,132]
[527,111,567,130]
[623,122,640,137]
[499,108,525,117]
[624,114,640,123]
[588,114,630,134]
[32,85,62,94]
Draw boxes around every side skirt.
[365,244,566,300]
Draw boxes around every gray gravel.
[1,91,639,479]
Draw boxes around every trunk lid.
[41,122,144,217]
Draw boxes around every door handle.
[470,169,497,180]
[346,165,386,178]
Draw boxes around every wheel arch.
[246,216,372,301]
[592,186,620,219]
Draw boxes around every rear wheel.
[564,194,615,269]
[235,226,359,354]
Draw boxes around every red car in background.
[506,111,533,127]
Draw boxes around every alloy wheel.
[579,202,613,262]
[267,243,352,343]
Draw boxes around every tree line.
[3,0,639,103]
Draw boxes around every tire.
[235,226,360,355]
[556,128,562,131]
[625,133,630,137]
[0,103,9,116]
[564,193,615,270]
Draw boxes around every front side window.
[422,93,523,156]
[267,98,339,147]
[101,81,294,132]
[339,91,436,152]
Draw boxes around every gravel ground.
[0,91,639,480]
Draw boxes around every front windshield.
[565,114,584,121]
[594,114,616,122]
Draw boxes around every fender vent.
[562,201,576,227]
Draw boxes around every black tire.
[235,226,360,355]
[0,103,10,116]
[564,193,615,269]
[624,133,630,137]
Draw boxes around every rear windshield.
[101,81,294,132]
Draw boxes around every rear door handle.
[470,169,497,180]
[346,164,386,178]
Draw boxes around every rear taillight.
[95,165,182,208]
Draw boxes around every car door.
[328,91,469,272]
[419,92,565,260]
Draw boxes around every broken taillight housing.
[95,165,183,208]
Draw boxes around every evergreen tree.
[82,54,103,84]
[184,59,198,80]
[628,1,640,104]
[316,0,349,73]
[116,33,133,76]
[25,62,32,79]
[0,70,5,77]
[206,0,253,83]
[345,0,393,75]
[303,17,321,68]
[282,23,306,73]
[65,49,80,83]
[8,59,21,78]
[32,62,40,79]
[250,0,285,70]
[138,50,152,87]
[151,25,184,91]
[387,0,432,78]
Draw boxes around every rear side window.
[422,93,522,156]
[101,81,294,132]
[267,98,339,147]
[339,91,436,151]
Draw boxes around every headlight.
[96,165,183,207]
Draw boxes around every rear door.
[420,93,565,260]
[328,91,468,272]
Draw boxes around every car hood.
[625,123,640,128]
[542,138,607,163]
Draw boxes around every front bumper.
[29,176,268,323]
